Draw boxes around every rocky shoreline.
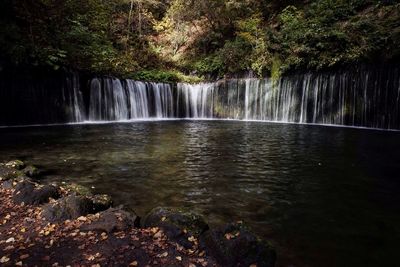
[0,160,276,267]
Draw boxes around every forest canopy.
[0,0,399,82]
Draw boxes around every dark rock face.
[12,180,60,205]
[143,207,209,248]
[199,222,276,267]
[42,194,112,222]
[81,207,140,233]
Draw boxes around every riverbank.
[0,160,276,267]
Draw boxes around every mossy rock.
[42,194,113,222]
[199,222,276,267]
[42,194,95,222]
[23,165,41,178]
[13,179,60,205]
[5,160,26,170]
[91,194,113,211]
[81,207,140,233]
[64,183,93,196]
[0,165,26,181]
[143,207,209,248]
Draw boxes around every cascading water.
[87,78,175,121]
[1,65,399,129]
[175,67,400,129]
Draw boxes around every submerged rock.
[81,206,140,233]
[12,179,60,205]
[199,222,276,267]
[42,193,112,222]
[143,207,209,248]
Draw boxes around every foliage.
[0,0,399,82]
[275,1,400,71]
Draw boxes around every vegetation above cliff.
[0,0,399,82]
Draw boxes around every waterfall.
[88,78,175,120]
[1,65,399,129]
[70,66,400,129]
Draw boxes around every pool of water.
[0,120,399,267]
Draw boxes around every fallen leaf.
[176,256,182,261]
[87,255,95,261]
[224,233,236,240]
[77,216,87,221]
[129,261,138,266]
[20,254,29,259]
[5,237,15,243]
[158,252,168,258]
[0,256,10,263]
[154,231,163,239]
[15,261,23,266]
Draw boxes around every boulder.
[5,160,25,170]
[143,207,209,248]
[91,194,113,211]
[42,194,112,222]
[12,179,60,205]
[0,165,24,181]
[199,222,276,267]
[2,180,14,189]
[81,207,140,233]
[64,183,93,196]
[62,183,113,209]
[22,165,41,178]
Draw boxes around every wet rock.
[42,194,112,222]
[143,207,209,248]
[64,183,93,196]
[81,206,140,233]
[91,194,113,211]
[42,194,95,222]
[199,222,276,267]
[62,182,112,206]
[2,180,14,189]
[0,165,24,181]
[12,180,60,205]
[22,165,41,178]
[5,160,25,170]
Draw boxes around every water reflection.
[0,121,399,267]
